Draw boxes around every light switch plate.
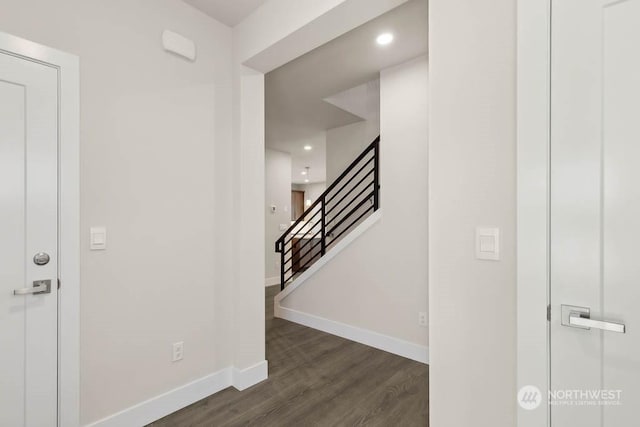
[476,227,499,261]
[90,227,107,250]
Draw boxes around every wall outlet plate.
[418,312,428,327]
[172,341,184,362]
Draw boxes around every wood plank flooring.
[149,285,428,426]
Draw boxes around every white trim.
[87,369,232,427]
[232,360,269,391]
[0,31,80,427]
[275,306,428,364]
[516,0,551,426]
[265,276,279,287]
[275,210,383,302]
[86,363,268,427]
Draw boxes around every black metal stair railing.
[275,136,380,290]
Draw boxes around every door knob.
[561,304,626,334]
[13,280,52,296]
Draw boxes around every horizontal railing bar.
[280,206,323,247]
[280,219,323,259]
[275,136,379,243]
[324,136,379,196]
[327,191,375,236]
[329,205,375,245]
[325,156,374,206]
[287,226,322,261]
[325,172,374,219]
[326,183,374,228]
[281,228,323,276]
[291,236,325,271]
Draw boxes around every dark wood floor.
[150,285,429,426]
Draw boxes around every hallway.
[150,286,429,426]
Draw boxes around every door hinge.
[57,278,61,289]
[547,304,551,321]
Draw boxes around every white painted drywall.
[265,149,292,280]
[237,0,410,72]
[428,0,517,425]
[0,0,234,424]
[280,56,429,348]
[230,64,266,371]
[292,182,327,206]
[326,118,380,183]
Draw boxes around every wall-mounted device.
[90,227,107,251]
[162,30,196,61]
[270,205,277,214]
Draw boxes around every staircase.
[275,136,380,290]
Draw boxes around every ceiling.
[265,0,428,184]
[182,0,268,27]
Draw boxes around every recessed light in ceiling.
[376,32,394,46]
[305,179,310,183]
[304,145,313,151]
[301,171,307,175]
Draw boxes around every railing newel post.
[373,137,380,211]
[321,195,327,256]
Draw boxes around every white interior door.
[0,52,59,426]
[550,0,640,425]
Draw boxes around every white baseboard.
[265,276,279,287]
[87,361,268,427]
[232,360,269,391]
[275,305,429,364]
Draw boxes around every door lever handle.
[569,312,625,334]
[13,280,52,296]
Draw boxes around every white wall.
[428,0,517,425]
[292,182,327,206]
[280,56,429,349]
[265,149,292,281]
[0,0,234,424]
[326,118,380,183]
[237,0,410,72]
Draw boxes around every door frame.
[516,0,551,426]
[0,31,80,427]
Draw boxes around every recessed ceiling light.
[304,145,313,151]
[301,171,307,175]
[376,33,394,46]
[305,179,310,183]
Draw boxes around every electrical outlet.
[172,341,184,362]
[418,312,428,327]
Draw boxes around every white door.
[551,0,640,425]
[0,51,59,426]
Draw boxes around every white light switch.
[90,227,107,250]
[476,227,499,261]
